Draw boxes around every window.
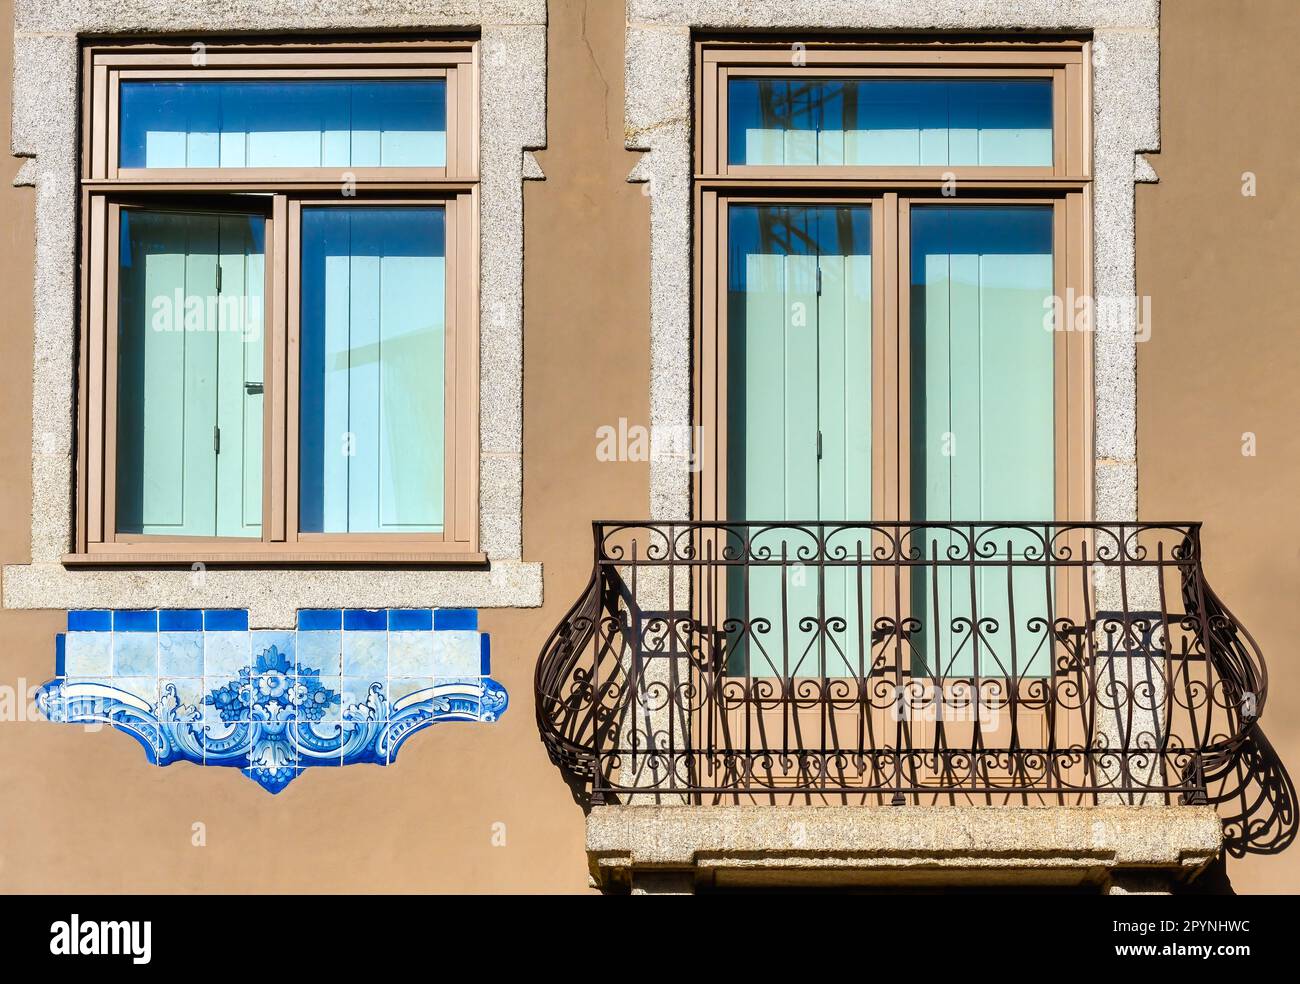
[694,40,1092,675]
[75,41,480,563]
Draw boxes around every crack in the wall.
[579,0,611,141]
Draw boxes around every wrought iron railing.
[536,521,1295,855]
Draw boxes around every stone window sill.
[62,551,490,568]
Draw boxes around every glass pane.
[909,206,1055,677]
[728,78,1052,167]
[299,207,446,534]
[116,209,265,538]
[120,79,447,169]
[726,205,872,677]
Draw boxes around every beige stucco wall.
[0,0,642,893]
[1136,0,1300,896]
[0,0,1294,893]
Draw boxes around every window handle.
[245,381,264,395]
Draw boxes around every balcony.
[537,521,1295,892]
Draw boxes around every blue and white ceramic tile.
[36,608,507,793]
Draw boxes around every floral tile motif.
[37,608,507,793]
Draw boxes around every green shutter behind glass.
[727,206,872,677]
[299,207,445,535]
[909,206,1055,678]
[116,210,264,538]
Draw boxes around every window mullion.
[267,193,289,543]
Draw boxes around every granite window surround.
[4,0,548,627]
[625,0,1160,525]
[40,607,507,793]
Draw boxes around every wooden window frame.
[693,38,1095,693]
[694,38,1093,528]
[696,39,1089,182]
[71,40,483,566]
[83,41,479,184]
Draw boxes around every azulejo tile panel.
[38,609,507,793]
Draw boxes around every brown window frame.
[694,38,1094,527]
[696,39,1090,181]
[72,40,483,566]
[693,39,1096,652]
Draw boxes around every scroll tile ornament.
[37,608,507,792]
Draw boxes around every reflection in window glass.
[728,78,1052,167]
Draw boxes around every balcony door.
[691,42,1092,796]
[709,195,1087,686]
